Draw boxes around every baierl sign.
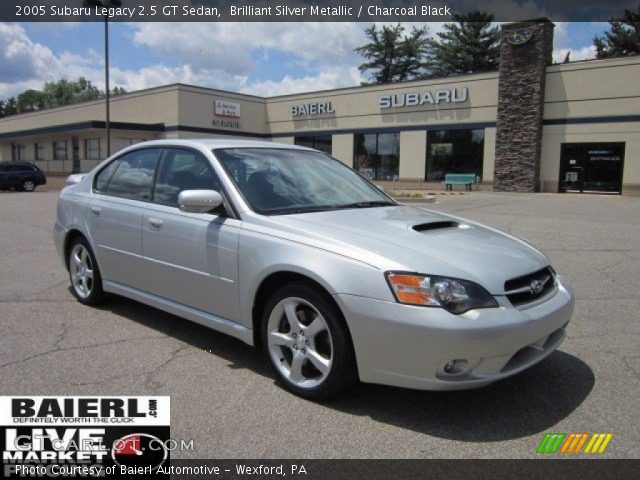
[379,87,468,109]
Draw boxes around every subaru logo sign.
[506,27,532,46]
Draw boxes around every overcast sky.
[0,22,607,99]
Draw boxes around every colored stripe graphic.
[537,433,566,453]
[584,433,613,454]
[560,433,589,453]
[538,433,613,454]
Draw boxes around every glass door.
[559,143,624,194]
[559,144,584,192]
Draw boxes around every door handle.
[90,206,102,216]
[148,218,164,230]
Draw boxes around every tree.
[3,97,18,116]
[41,77,102,108]
[594,5,640,58]
[427,11,500,78]
[17,89,46,112]
[355,23,430,84]
[0,78,127,118]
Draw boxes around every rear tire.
[68,237,108,306]
[261,282,357,400]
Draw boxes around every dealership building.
[1,19,639,195]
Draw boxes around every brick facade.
[494,20,554,192]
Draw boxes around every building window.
[426,129,485,181]
[294,135,332,154]
[85,138,101,160]
[53,141,67,160]
[12,144,26,161]
[354,132,399,180]
[35,143,45,161]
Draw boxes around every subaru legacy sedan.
[54,140,574,399]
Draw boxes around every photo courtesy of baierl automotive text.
[0,0,638,479]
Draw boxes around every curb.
[393,196,436,203]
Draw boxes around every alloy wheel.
[23,181,35,191]
[70,244,94,299]
[267,297,333,389]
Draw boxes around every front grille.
[505,267,555,307]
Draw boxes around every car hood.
[263,205,549,295]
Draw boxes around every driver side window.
[152,148,221,207]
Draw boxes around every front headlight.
[386,272,498,314]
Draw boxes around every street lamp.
[84,0,122,157]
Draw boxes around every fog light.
[443,359,469,375]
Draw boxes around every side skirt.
[103,280,254,346]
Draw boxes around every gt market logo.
[536,432,613,454]
[0,396,170,477]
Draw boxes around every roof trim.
[270,121,498,137]
[164,125,269,138]
[0,121,165,140]
[0,114,638,142]
[543,114,640,126]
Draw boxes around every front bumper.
[335,277,574,390]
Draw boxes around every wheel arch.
[251,270,352,351]
[63,229,87,270]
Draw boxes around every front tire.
[22,180,35,192]
[68,237,108,305]
[261,283,357,400]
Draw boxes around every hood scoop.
[412,221,459,232]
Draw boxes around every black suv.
[0,162,47,192]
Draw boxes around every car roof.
[133,138,315,151]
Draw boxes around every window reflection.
[354,132,399,180]
[294,135,332,154]
[426,129,484,181]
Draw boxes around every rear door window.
[104,149,161,201]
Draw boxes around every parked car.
[0,162,47,192]
[54,140,574,399]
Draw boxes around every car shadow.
[99,295,594,443]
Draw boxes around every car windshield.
[215,148,396,215]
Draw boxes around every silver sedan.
[54,139,574,399]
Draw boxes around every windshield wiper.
[271,206,337,215]
[270,201,396,215]
[336,201,397,209]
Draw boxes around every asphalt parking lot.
[1,188,638,458]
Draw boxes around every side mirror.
[178,190,223,214]
[66,174,86,186]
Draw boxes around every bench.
[442,173,477,191]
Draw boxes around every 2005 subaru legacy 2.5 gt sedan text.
[54,139,574,399]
